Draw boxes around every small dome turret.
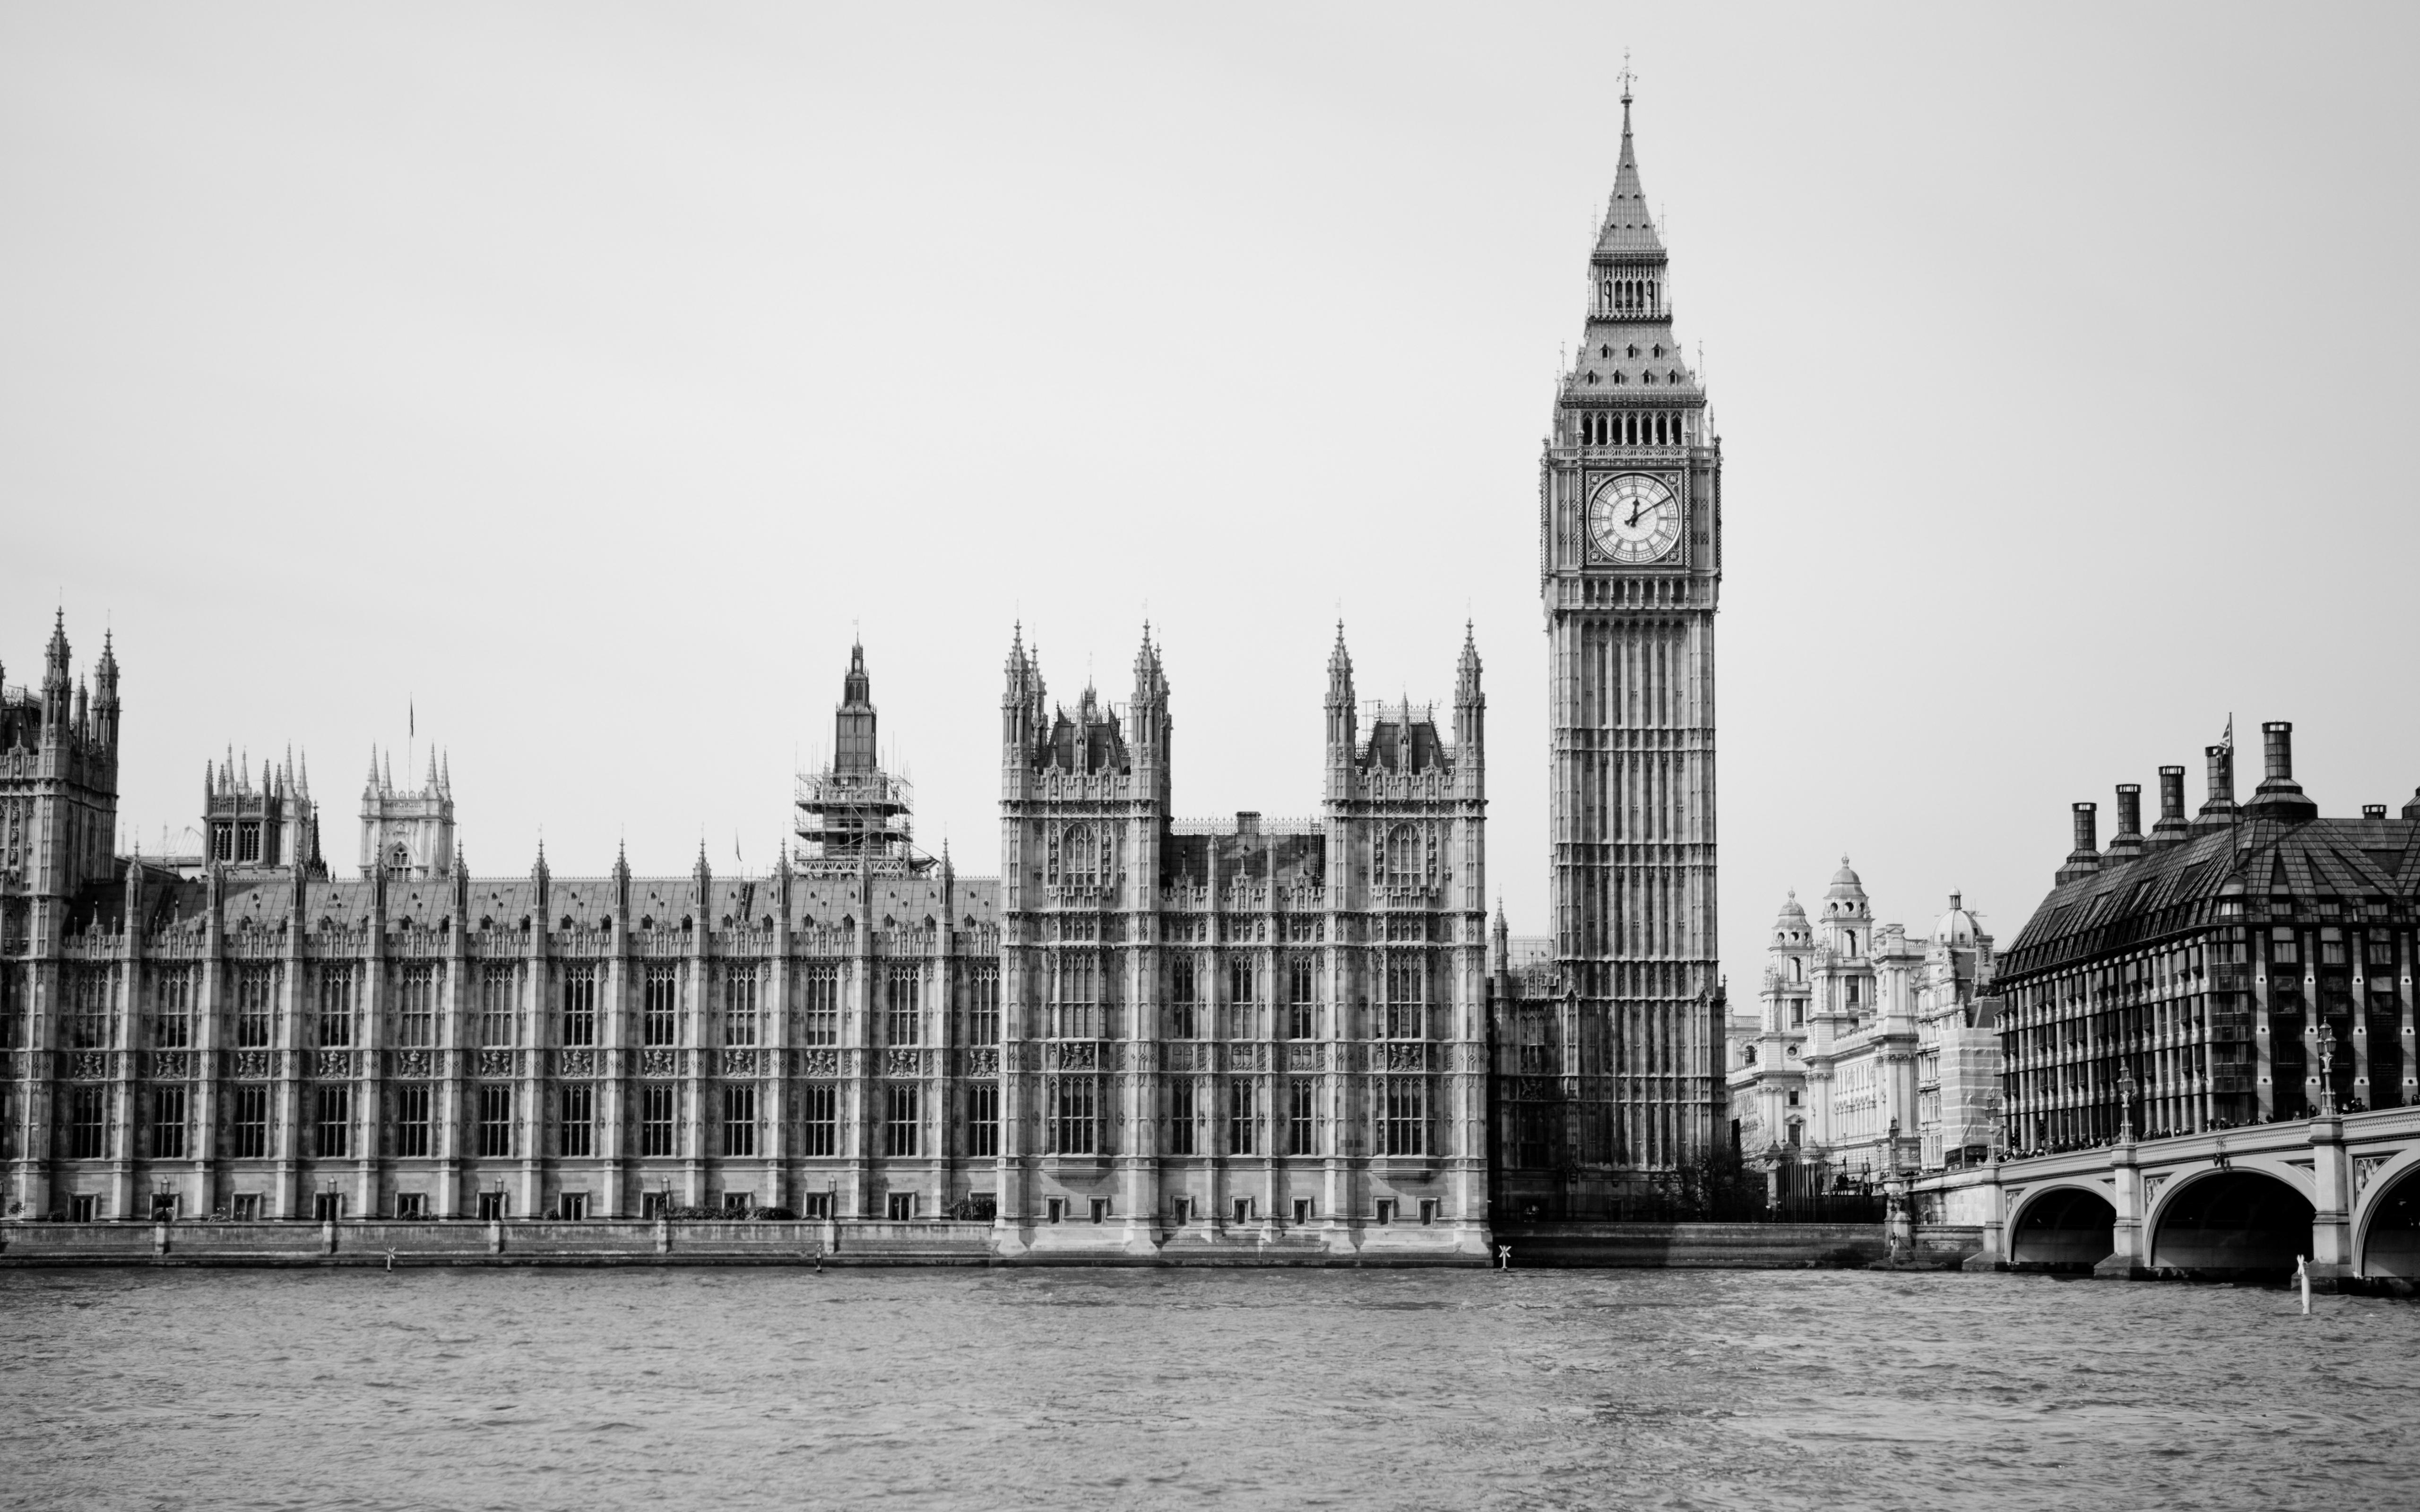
[1822,854,1867,918]
[1933,891,1980,946]
[1770,889,1810,946]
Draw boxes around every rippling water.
[3,1264,2416,1511]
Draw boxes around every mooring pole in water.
[2297,1254,2310,1314]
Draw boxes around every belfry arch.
[2148,1170,2314,1277]
[2007,1186,2114,1270]
[2357,1165,2420,1279]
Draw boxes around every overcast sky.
[6,4,2416,998]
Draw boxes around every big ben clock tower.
[1538,81,1721,1207]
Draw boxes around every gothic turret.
[40,609,71,737]
[836,641,876,774]
[1002,624,1039,758]
[359,740,457,878]
[1129,625,1170,787]
[93,631,120,753]
[202,742,318,868]
[796,641,923,873]
[1453,623,1484,790]
[1323,624,1357,799]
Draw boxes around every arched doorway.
[2149,1171,2314,1278]
[2009,1187,2114,1271]
[2359,1166,2420,1279]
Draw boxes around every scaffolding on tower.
[792,641,932,876]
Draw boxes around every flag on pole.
[2220,713,2232,752]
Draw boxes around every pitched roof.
[1998,816,2417,979]
[1593,95,1665,260]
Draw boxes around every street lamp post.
[2116,1064,2139,1143]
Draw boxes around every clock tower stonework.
[1535,86,1722,1206]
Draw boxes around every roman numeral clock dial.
[1587,472,1681,565]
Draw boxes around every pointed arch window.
[1050,824,1108,890]
[1380,824,1431,892]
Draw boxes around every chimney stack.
[2056,801,2101,884]
[2148,765,2191,849]
[2246,720,2318,822]
[2105,784,2145,860]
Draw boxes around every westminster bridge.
[1915,1104,2420,1288]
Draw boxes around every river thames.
[2,1266,2415,1511]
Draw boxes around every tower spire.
[1596,73,1662,258]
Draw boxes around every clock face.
[1587,473,1682,564]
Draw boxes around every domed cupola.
[1821,854,1868,919]
[1771,890,1809,946]
[1933,891,1979,946]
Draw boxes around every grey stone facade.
[3,626,1488,1260]
[1495,84,1725,1217]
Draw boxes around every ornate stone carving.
[968,1047,999,1076]
[477,1048,513,1077]
[719,1049,757,1078]
[883,1047,920,1078]
[149,1051,190,1080]
[558,1048,596,1077]
[799,1048,839,1076]
[2354,1153,2395,1196]
[232,1050,270,1078]
[313,1050,352,1079]
[639,1048,677,1076]
[1287,1043,1322,1072]
[67,1051,108,1080]
[1384,1043,1428,1072]
[394,1049,434,1078]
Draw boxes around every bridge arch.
[2354,1153,2420,1280]
[2007,1183,2114,1270]
[2146,1167,2314,1278]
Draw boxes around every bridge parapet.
[1915,1105,2420,1285]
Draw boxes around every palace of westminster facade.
[1,87,1732,1251]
